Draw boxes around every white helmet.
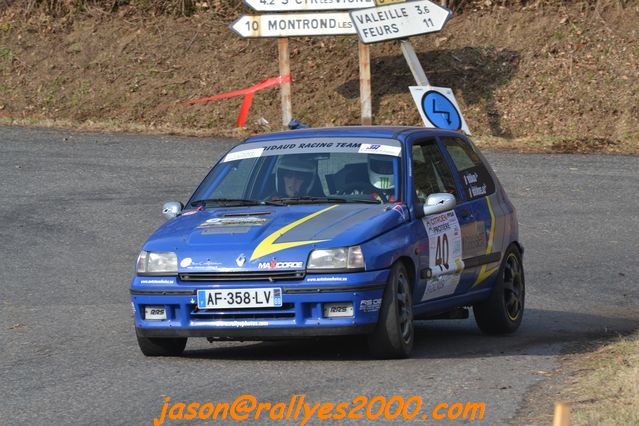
[368,155,395,190]
[276,155,317,195]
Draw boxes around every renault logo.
[235,254,246,267]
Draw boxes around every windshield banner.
[222,137,402,162]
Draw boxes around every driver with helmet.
[273,155,318,198]
[367,154,397,202]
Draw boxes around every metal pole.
[359,42,373,125]
[278,38,292,127]
[400,40,429,86]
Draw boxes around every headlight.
[307,246,364,271]
[136,251,178,275]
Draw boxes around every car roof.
[243,126,466,144]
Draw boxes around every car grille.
[190,303,296,320]
[179,271,305,282]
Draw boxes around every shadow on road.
[181,308,638,361]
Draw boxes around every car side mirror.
[162,201,183,220]
[418,193,456,218]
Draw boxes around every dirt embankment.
[0,1,637,153]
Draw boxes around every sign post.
[359,42,372,125]
[400,40,429,86]
[278,38,292,127]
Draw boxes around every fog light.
[323,302,354,318]
[145,306,167,320]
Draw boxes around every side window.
[411,140,459,203]
[441,137,495,200]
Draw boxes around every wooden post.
[553,402,570,426]
[400,40,429,86]
[358,42,372,125]
[278,38,292,128]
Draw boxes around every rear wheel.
[368,262,414,359]
[136,330,187,356]
[473,245,525,334]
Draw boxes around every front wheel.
[473,245,525,334]
[368,262,414,359]
[136,330,187,357]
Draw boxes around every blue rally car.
[131,127,524,358]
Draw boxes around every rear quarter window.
[441,137,495,200]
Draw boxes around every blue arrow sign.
[422,91,461,130]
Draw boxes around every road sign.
[350,0,451,44]
[244,0,375,12]
[230,13,357,38]
[409,86,471,135]
[374,0,406,6]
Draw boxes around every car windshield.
[188,138,403,208]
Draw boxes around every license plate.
[197,288,282,310]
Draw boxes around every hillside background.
[0,0,637,153]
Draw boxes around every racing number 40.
[435,234,449,270]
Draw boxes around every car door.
[439,136,502,294]
[410,138,477,303]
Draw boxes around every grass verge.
[560,332,639,425]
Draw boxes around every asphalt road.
[1,126,637,425]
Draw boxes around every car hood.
[143,203,409,272]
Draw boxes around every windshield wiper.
[190,198,285,207]
[277,196,385,205]
[278,196,349,205]
[349,198,383,204]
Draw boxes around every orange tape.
[237,92,254,128]
[179,74,292,127]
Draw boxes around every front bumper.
[135,325,376,340]
[130,269,389,339]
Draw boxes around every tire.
[136,330,187,357]
[368,262,414,359]
[473,245,525,334]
